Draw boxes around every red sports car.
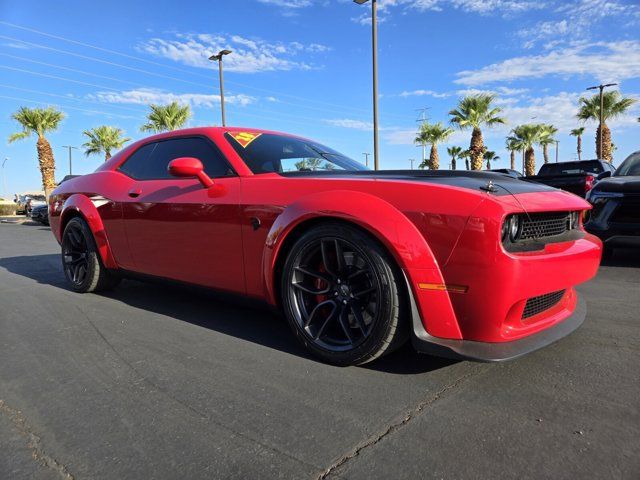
[49,127,602,366]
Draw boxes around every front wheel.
[281,222,407,366]
[61,217,121,293]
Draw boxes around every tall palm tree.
[539,124,558,164]
[510,124,544,177]
[449,93,506,170]
[570,127,585,161]
[483,150,499,170]
[577,91,636,162]
[505,137,521,170]
[447,146,463,170]
[8,106,65,197]
[141,101,192,133]
[459,149,471,170]
[416,122,454,170]
[82,126,131,162]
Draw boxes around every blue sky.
[1,0,639,195]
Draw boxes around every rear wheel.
[281,222,407,366]
[61,217,120,293]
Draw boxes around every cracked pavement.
[1,222,639,479]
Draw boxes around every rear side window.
[119,137,233,180]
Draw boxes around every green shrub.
[0,203,17,216]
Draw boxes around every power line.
[0,94,141,120]
[0,23,409,120]
[0,64,123,92]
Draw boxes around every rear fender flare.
[59,194,118,269]
[263,190,460,338]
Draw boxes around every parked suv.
[585,151,640,256]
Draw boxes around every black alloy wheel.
[282,223,406,366]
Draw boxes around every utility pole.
[354,0,379,170]
[415,107,430,168]
[362,152,371,168]
[555,140,559,163]
[61,146,77,175]
[409,158,415,170]
[209,50,232,126]
[586,83,617,159]
[1,157,8,199]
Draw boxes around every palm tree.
[416,122,454,170]
[577,91,636,162]
[570,127,585,161]
[8,106,65,197]
[505,137,521,171]
[447,146,463,170]
[141,101,192,133]
[539,124,558,164]
[82,126,131,162]
[449,93,506,170]
[510,124,545,177]
[483,150,499,170]
[459,149,471,170]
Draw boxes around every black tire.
[281,222,407,366]
[61,217,121,293]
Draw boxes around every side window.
[118,143,158,179]
[119,137,233,180]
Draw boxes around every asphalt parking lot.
[0,221,638,480]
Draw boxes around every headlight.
[509,215,521,241]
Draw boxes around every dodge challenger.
[49,127,602,366]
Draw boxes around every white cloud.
[323,118,373,130]
[91,88,255,108]
[455,41,640,86]
[399,89,451,98]
[257,0,312,7]
[137,33,329,74]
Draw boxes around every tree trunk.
[577,135,582,161]
[105,151,111,162]
[597,123,612,162]
[543,144,549,164]
[37,135,56,197]
[429,144,439,170]
[469,127,484,170]
[486,159,491,170]
[525,147,536,177]
[465,159,470,171]
[451,157,456,170]
[510,150,515,170]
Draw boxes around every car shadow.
[0,253,456,374]
[600,247,640,268]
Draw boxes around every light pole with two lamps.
[209,49,233,126]
[586,83,617,159]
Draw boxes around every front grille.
[610,199,640,224]
[522,290,565,319]
[520,212,570,240]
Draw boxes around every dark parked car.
[30,204,49,225]
[490,168,523,178]
[585,151,640,255]
[528,160,616,197]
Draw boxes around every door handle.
[128,188,142,198]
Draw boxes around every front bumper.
[411,293,586,362]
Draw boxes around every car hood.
[592,175,640,194]
[279,170,556,197]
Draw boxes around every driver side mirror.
[168,157,214,188]
[597,171,612,180]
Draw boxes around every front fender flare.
[59,194,118,269]
[263,190,462,339]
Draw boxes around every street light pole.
[62,146,77,176]
[1,157,9,199]
[586,83,617,159]
[555,140,559,163]
[354,0,380,170]
[409,158,415,170]
[362,152,370,168]
[209,50,232,126]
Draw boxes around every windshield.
[538,161,603,176]
[615,152,640,176]
[225,132,367,174]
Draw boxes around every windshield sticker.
[229,132,262,148]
